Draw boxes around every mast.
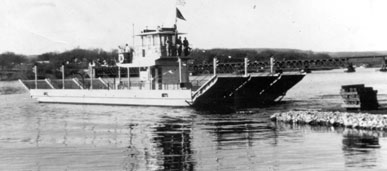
[175,7,178,53]
[175,1,186,84]
[132,23,135,48]
[175,4,178,29]
[175,2,180,83]
[175,1,186,50]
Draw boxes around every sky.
[1,0,387,55]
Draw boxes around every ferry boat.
[20,26,305,111]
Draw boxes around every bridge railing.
[189,58,349,75]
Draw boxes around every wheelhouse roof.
[137,32,186,36]
[137,27,186,36]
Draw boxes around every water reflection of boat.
[342,129,381,149]
[153,117,194,170]
[342,129,380,168]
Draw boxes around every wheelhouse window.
[161,36,165,46]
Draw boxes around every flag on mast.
[176,8,186,21]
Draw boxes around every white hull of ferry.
[29,89,193,107]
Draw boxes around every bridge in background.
[3,55,386,80]
[0,69,30,80]
[190,55,387,74]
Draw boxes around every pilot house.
[117,26,192,90]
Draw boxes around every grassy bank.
[0,81,27,95]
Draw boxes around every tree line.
[0,52,29,70]
[189,48,331,65]
[0,48,118,80]
[33,48,118,79]
[1,48,332,80]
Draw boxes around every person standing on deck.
[124,44,132,63]
[166,38,172,56]
[124,44,130,53]
[176,36,182,56]
[118,46,123,53]
[183,37,190,56]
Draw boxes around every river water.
[1,68,387,171]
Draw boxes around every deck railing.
[20,78,183,91]
[191,75,218,102]
[190,75,213,91]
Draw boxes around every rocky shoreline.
[270,110,387,130]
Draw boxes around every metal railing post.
[178,57,182,83]
[90,65,93,90]
[128,67,130,89]
[213,57,217,75]
[118,66,121,89]
[61,65,65,89]
[244,57,248,76]
[33,65,37,89]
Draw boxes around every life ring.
[118,54,124,63]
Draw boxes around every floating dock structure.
[340,84,378,110]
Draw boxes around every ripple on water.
[1,69,387,170]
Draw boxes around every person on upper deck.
[124,44,130,53]
[118,46,124,54]
[183,37,190,56]
[166,38,172,56]
[176,36,182,56]
[124,44,133,63]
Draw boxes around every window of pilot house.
[153,35,159,45]
[171,35,176,44]
[161,36,165,46]
[147,36,152,46]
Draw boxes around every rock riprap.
[271,110,387,130]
